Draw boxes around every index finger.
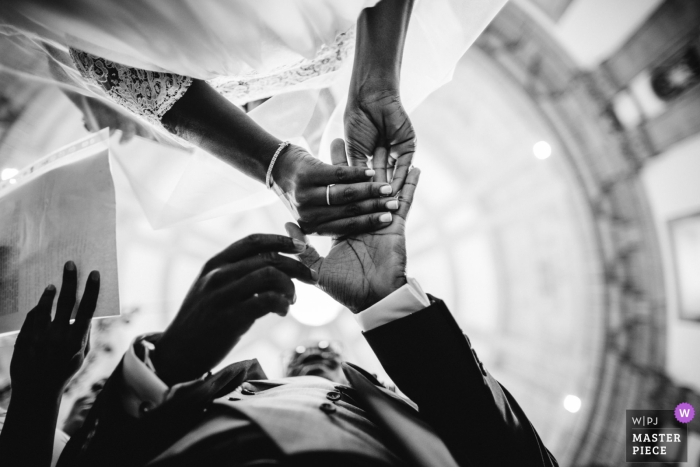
[315,163,375,186]
[30,284,57,333]
[203,234,306,276]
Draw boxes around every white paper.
[0,129,120,335]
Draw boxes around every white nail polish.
[380,213,392,222]
[380,185,392,195]
[365,169,376,177]
[386,200,399,210]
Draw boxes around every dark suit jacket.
[57,296,558,467]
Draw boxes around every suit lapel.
[342,362,460,467]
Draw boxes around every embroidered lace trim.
[69,28,354,122]
[69,48,193,127]
[208,28,355,104]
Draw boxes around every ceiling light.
[290,284,341,327]
[533,141,552,160]
[1,168,19,181]
[563,395,582,413]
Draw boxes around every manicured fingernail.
[46,284,56,292]
[380,213,392,223]
[65,261,76,271]
[365,169,375,177]
[380,185,392,195]
[310,269,319,281]
[89,270,100,282]
[292,239,306,250]
[386,200,399,210]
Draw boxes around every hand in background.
[344,86,416,196]
[11,262,100,396]
[152,234,318,386]
[271,145,399,236]
[286,139,420,313]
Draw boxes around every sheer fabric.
[69,28,355,126]
[0,0,507,228]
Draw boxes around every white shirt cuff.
[355,277,430,331]
[121,339,168,418]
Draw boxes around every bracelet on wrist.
[265,141,290,189]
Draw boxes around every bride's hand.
[270,144,398,236]
[344,86,416,195]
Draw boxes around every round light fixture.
[533,141,552,160]
[290,283,341,326]
[563,395,582,413]
[1,168,19,181]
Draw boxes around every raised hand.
[151,234,317,386]
[1,262,99,467]
[286,139,420,313]
[270,145,398,236]
[11,261,100,395]
[344,86,416,195]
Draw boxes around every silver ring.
[326,184,335,206]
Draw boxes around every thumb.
[343,119,372,169]
[284,223,323,270]
[330,139,349,167]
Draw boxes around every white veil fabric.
[0,0,506,228]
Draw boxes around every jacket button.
[326,391,341,401]
[241,388,256,396]
[139,401,154,415]
[320,402,336,414]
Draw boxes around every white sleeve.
[121,340,169,418]
[355,277,430,331]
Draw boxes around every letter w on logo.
[680,409,690,417]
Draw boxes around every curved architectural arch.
[476,3,667,465]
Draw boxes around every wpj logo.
[626,406,692,463]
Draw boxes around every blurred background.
[0,0,699,465]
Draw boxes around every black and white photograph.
[0,1,698,466]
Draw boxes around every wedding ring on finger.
[326,184,335,206]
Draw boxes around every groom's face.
[285,341,348,384]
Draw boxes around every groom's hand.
[152,234,317,386]
[286,139,420,313]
